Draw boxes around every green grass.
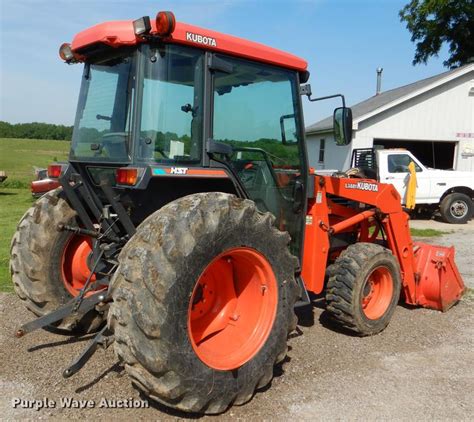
[0,138,69,291]
[410,228,450,237]
[0,138,69,186]
[368,226,449,238]
[0,137,456,292]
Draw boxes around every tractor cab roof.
[70,16,308,72]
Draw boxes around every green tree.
[399,0,474,68]
[0,121,73,141]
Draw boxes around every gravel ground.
[409,217,474,289]
[0,219,473,421]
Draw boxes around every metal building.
[306,63,474,172]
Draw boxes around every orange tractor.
[11,11,465,414]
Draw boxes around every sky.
[0,0,451,128]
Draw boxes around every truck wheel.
[10,188,105,333]
[108,193,299,414]
[440,193,472,224]
[325,243,401,336]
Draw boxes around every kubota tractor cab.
[11,11,465,414]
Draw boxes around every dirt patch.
[1,297,473,420]
[1,219,473,420]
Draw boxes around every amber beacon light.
[155,11,176,36]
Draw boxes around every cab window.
[388,154,422,173]
[212,55,305,254]
[138,44,204,164]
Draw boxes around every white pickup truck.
[348,148,474,224]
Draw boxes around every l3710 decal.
[345,181,379,192]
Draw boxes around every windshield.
[70,53,135,162]
[137,44,204,164]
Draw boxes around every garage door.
[373,139,456,169]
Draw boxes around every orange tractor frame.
[11,10,465,415]
[303,175,464,312]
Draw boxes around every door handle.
[385,177,395,180]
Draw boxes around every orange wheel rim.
[61,235,104,297]
[188,247,278,370]
[361,267,393,320]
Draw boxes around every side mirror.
[333,107,353,146]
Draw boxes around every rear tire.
[10,188,105,333]
[325,243,401,336]
[440,192,472,224]
[108,193,299,414]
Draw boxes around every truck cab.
[351,148,474,223]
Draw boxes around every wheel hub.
[361,266,393,320]
[362,281,375,306]
[450,200,468,218]
[61,235,103,296]
[188,247,278,370]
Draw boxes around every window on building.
[318,139,325,163]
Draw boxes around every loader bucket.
[413,242,465,311]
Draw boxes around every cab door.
[382,152,430,203]
[210,54,307,256]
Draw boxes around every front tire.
[325,243,401,336]
[108,193,299,414]
[440,192,472,224]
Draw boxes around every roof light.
[47,164,63,179]
[133,16,151,36]
[59,43,74,61]
[116,168,139,186]
[154,11,176,37]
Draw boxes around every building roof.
[306,63,474,134]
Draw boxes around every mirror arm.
[300,85,346,107]
[307,93,346,108]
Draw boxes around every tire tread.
[109,193,299,414]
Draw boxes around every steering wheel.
[394,165,408,173]
[232,147,283,189]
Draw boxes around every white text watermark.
[11,397,149,411]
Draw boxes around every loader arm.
[301,175,464,310]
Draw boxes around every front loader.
[10,11,465,414]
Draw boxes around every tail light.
[154,11,176,36]
[47,164,63,179]
[116,168,139,186]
